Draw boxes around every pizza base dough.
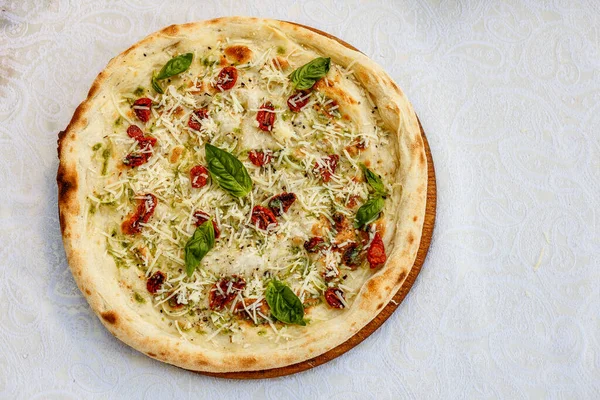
[57,17,427,373]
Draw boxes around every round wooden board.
[198,23,437,380]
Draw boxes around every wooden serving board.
[201,23,437,380]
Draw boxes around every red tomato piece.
[256,102,276,132]
[214,66,238,91]
[188,108,208,131]
[304,237,326,253]
[248,150,273,167]
[268,192,296,216]
[324,287,345,309]
[367,232,387,268]
[208,276,246,310]
[190,165,209,188]
[124,126,157,168]
[332,212,349,232]
[133,98,152,123]
[193,210,221,239]
[251,205,278,230]
[314,154,339,182]
[146,271,166,294]
[126,125,145,140]
[287,90,311,112]
[342,242,362,268]
[121,194,157,235]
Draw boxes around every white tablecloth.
[2,1,599,398]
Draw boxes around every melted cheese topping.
[87,42,394,345]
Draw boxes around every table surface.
[1,1,599,398]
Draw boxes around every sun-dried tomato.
[146,271,165,294]
[121,194,157,235]
[332,213,349,232]
[126,125,145,140]
[123,152,148,167]
[287,90,311,112]
[251,205,278,230]
[188,108,208,131]
[190,165,209,188]
[123,126,157,167]
[214,66,238,91]
[256,101,276,132]
[268,192,296,216]
[367,232,386,268]
[248,150,273,167]
[315,154,339,182]
[208,276,247,310]
[193,210,220,239]
[304,237,326,253]
[324,287,345,309]
[342,242,362,268]
[132,97,152,123]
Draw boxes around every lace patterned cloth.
[1,1,599,398]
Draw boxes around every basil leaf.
[184,221,215,277]
[265,279,306,326]
[151,53,193,94]
[151,74,164,94]
[205,144,252,198]
[360,163,387,196]
[156,53,194,80]
[354,196,385,229]
[289,57,331,90]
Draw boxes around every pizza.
[57,17,427,373]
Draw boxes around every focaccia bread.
[57,17,427,373]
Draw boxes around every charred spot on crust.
[58,211,68,235]
[194,358,209,367]
[366,279,378,294]
[101,311,118,324]
[87,79,102,99]
[377,302,384,309]
[57,163,78,205]
[85,289,91,295]
[207,17,224,25]
[237,356,258,368]
[161,24,179,36]
[224,45,253,64]
[147,352,157,357]
[57,130,67,155]
[413,216,418,222]
[397,271,408,285]
[407,232,415,244]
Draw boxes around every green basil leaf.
[265,279,306,326]
[360,163,387,196]
[289,57,331,90]
[354,196,385,229]
[156,53,194,80]
[184,221,215,277]
[151,74,164,94]
[205,143,252,198]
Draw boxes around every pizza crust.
[57,17,427,373]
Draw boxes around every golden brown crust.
[57,16,427,373]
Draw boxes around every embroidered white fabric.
[1,0,599,398]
